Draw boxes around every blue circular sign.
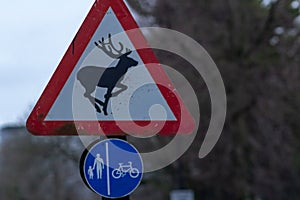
[81,139,143,198]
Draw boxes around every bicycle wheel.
[129,168,139,178]
[112,169,122,179]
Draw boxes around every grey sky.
[0,0,94,127]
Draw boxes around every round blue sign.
[81,139,143,198]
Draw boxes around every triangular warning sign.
[26,0,195,136]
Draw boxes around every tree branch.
[126,0,153,16]
[244,0,282,57]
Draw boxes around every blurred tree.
[127,0,300,199]
[0,125,99,200]
[1,0,299,199]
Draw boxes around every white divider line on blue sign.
[106,142,111,196]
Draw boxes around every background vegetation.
[1,0,299,199]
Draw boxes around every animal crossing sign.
[26,0,195,136]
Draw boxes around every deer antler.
[94,34,128,58]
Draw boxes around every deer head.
[94,34,131,59]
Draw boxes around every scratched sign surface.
[48,8,175,121]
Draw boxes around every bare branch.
[243,0,282,57]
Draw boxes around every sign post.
[26,0,195,199]
[103,136,130,200]
[103,196,129,200]
[170,190,195,200]
[104,136,130,200]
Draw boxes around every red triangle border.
[26,0,195,136]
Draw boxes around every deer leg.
[95,98,104,106]
[112,82,128,97]
[103,88,113,116]
[85,94,102,113]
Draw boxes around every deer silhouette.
[77,34,138,116]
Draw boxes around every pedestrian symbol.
[80,139,143,198]
[91,153,105,179]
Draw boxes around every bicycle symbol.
[112,162,139,179]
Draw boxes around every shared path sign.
[80,139,143,198]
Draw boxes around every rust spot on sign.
[38,114,45,120]
[55,123,78,135]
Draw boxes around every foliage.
[127,0,300,199]
[1,0,299,199]
[0,126,99,200]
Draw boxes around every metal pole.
[102,196,130,200]
[101,135,130,200]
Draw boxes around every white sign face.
[170,190,195,200]
[45,7,176,121]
